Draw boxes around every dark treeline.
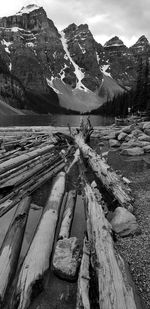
[92,56,150,117]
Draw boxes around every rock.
[143,122,150,130]
[110,207,140,237]
[132,129,142,137]
[117,132,127,141]
[122,125,133,134]
[120,147,144,156]
[121,139,137,149]
[124,135,130,142]
[138,134,150,142]
[143,145,150,153]
[144,129,150,136]
[53,237,81,281]
[109,139,120,147]
[108,132,118,139]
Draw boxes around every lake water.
[0,114,114,127]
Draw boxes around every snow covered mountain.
[0,4,149,113]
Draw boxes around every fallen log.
[11,171,66,309]
[84,181,139,309]
[0,152,53,184]
[0,154,60,189]
[58,189,77,240]
[0,196,31,306]
[0,144,54,175]
[76,237,90,309]
[0,161,66,217]
[75,133,133,211]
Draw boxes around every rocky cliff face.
[0,4,149,113]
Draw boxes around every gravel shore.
[108,150,150,308]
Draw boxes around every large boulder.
[117,132,127,141]
[131,129,142,137]
[138,134,150,142]
[122,125,134,134]
[144,129,150,136]
[53,237,81,281]
[110,207,140,237]
[109,139,120,147]
[143,122,150,130]
[120,147,144,156]
[143,145,150,153]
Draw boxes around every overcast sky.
[0,0,150,47]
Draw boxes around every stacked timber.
[0,130,70,217]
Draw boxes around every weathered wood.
[75,133,133,211]
[0,144,54,175]
[0,161,66,217]
[0,154,60,189]
[85,182,138,309]
[76,237,90,309]
[11,172,66,309]
[0,196,31,306]
[58,190,77,239]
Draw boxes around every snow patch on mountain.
[46,78,62,95]
[78,42,86,54]
[1,39,12,53]
[101,65,112,78]
[96,52,100,64]
[59,64,68,80]
[9,63,12,71]
[60,30,89,92]
[16,4,40,15]
[26,42,35,48]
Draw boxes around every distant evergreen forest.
[93,56,150,117]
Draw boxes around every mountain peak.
[136,35,149,45]
[104,36,125,48]
[16,4,41,15]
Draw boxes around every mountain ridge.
[0,4,149,113]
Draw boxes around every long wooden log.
[75,133,133,211]
[0,144,54,175]
[0,161,65,217]
[84,182,139,309]
[0,152,53,183]
[0,154,60,189]
[11,172,66,309]
[58,190,77,239]
[0,196,31,306]
[76,237,90,309]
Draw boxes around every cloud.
[0,0,150,46]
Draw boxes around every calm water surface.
[0,114,114,127]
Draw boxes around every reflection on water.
[0,114,114,127]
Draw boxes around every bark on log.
[0,196,31,307]
[76,237,90,309]
[75,133,133,211]
[11,172,66,309]
[84,182,139,309]
[58,190,77,239]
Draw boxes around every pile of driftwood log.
[0,121,144,309]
